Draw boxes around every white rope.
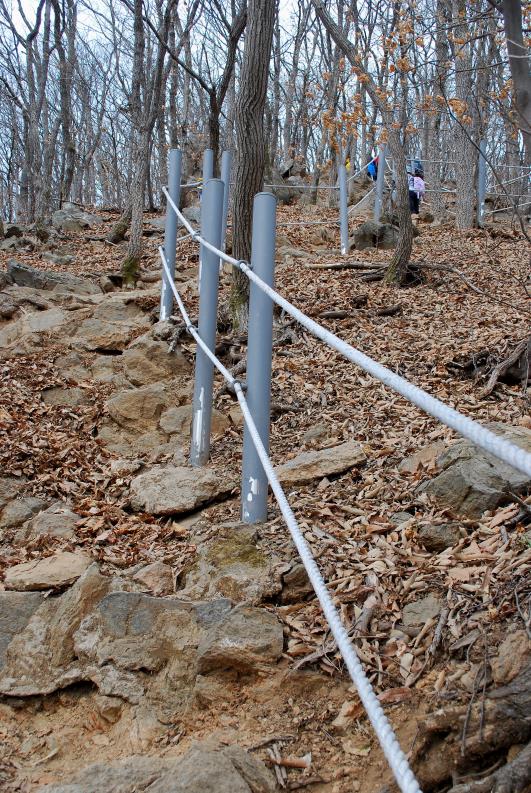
[348,186,375,214]
[163,184,531,479]
[234,385,421,793]
[158,244,422,793]
[237,261,531,478]
[264,182,339,190]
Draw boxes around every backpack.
[412,159,424,178]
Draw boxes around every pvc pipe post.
[190,178,224,466]
[159,149,182,320]
[339,163,349,255]
[241,192,277,522]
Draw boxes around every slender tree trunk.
[452,0,475,229]
[123,131,150,284]
[500,0,531,163]
[231,0,276,330]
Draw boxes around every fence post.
[203,148,214,182]
[373,144,386,223]
[477,139,487,227]
[159,149,182,321]
[241,192,277,523]
[220,150,232,252]
[190,178,224,467]
[339,163,349,255]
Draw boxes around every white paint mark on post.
[241,193,277,522]
[190,179,224,467]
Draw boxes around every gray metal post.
[203,148,214,182]
[159,149,182,321]
[339,163,349,255]
[241,192,277,523]
[477,139,487,227]
[220,150,232,252]
[190,178,224,467]
[373,144,387,223]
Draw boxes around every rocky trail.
[0,203,530,793]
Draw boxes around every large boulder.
[0,293,17,319]
[72,294,153,351]
[182,206,201,224]
[0,496,46,528]
[420,423,531,517]
[122,334,191,386]
[0,477,26,509]
[0,307,71,352]
[129,465,232,515]
[106,383,170,433]
[73,317,149,351]
[17,503,81,542]
[0,566,284,722]
[351,220,398,251]
[52,203,102,232]
[275,439,366,487]
[197,606,284,673]
[0,564,115,697]
[7,260,100,295]
[37,740,276,793]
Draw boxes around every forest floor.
[0,200,530,793]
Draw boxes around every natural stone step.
[275,439,366,486]
[129,464,233,515]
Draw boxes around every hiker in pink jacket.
[408,169,425,214]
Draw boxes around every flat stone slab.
[402,594,442,627]
[275,439,366,486]
[73,318,149,351]
[4,551,91,591]
[37,740,276,793]
[129,465,231,516]
[7,259,100,294]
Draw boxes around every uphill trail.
[0,202,529,793]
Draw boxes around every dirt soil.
[0,202,529,792]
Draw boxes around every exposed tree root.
[450,742,531,793]
[412,663,531,792]
[480,337,530,397]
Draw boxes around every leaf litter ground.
[0,205,529,792]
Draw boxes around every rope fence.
[157,148,531,793]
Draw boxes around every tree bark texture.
[452,0,476,229]
[231,0,275,330]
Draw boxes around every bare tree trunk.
[452,0,475,229]
[283,0,311,161]
[384,129,414,283]
[51,0,77,206]
[499,0,531,163]
[270,12,281,169]
[121,0,145,284]
[424,0,449,222]
[231,0,276,330]
[123,130,150,284]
